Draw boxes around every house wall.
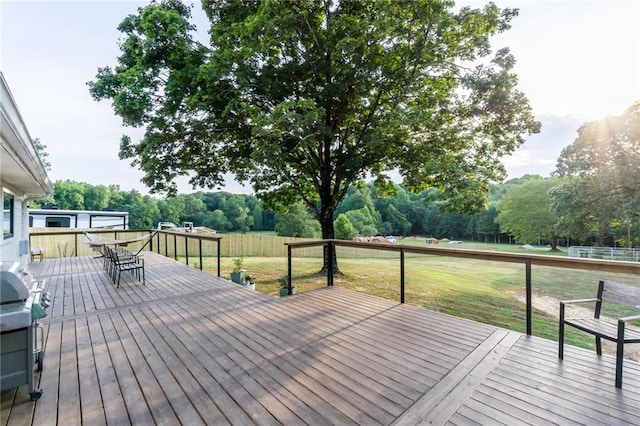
[1,184,30,267]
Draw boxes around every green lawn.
[181,254,639,352]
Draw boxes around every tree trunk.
[319,208,340,274]
[321,245,340,274]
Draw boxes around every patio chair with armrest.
[559,280,640,388]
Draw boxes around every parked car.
[385,236,398,244]
[448,240,463,244]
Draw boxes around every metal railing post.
[526,258,532,335]
[288,244,293,295]
[217,239,221,277]
[164,233,168,257]
[174,234,178,261]
[198,239,203,270]
[184,236,189,265]
[400,249,405,304]
[327,241,334,287]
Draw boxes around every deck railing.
[28,230,640,337]
[285,239,640,336]
[151,230,222,276]
[29,229,222,276]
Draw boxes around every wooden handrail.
[285,239,640,274]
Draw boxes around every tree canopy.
[495,177,563,250]
[274,202,321,238]
[553,102,640,247]
[89,0,539,241]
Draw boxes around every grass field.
[178,252,639,354]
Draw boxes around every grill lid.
[0,299,32,331]
[0,262,30,304]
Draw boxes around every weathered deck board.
[2,253,640,425]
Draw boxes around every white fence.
[568,246,640,262]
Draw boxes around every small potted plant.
[244,274,255,291]
[278,274,297,297]
[230,256,245,284]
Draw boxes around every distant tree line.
[31,178,510,240]
[29,172,638,248]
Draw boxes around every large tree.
[88,0,539,245]
[495,177,564,250]
[553,102,640,247]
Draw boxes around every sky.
[1,0,639,196]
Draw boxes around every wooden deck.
[2,253,640,425]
